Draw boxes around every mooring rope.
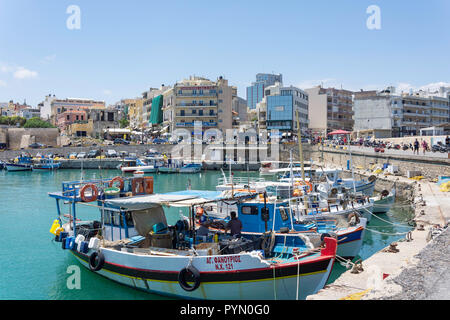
[365,228,413,236]
[362,207,413,228]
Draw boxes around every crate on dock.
[407,170,422,178]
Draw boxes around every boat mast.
[295,110,305,181]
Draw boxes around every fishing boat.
[259,162,276,176]
[48,180,337,300]
[179,163,202,174]
[198,194,367,260]
[5,154,33,171]
[316,169,376,197]
[32,158,61,171]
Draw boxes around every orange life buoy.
[109,176,124,191]
[293,189,303,197]
[80,184,98,202]
[144,176,154,195]
[132,178,145,196]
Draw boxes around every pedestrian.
[422,140,428,155]
[226,211,243,238]
[446,136,450,146]
[413,139,419,155]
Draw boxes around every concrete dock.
[307,170,449,300]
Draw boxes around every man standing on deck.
[226,211,243,238]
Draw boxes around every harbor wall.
[305,146,450,179]
[0,128,60,150]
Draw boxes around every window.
[192,109,196,114]
[112,212,121,226]
[125,212,134,227]
[241,206,258,215]
[104,211,112,225]
[199,110,203,116]
[279,207,289,221]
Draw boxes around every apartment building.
[142,85,171,130]
[46,97,105,125]
[162,76,233,135]
[246,73,283,110]
[265,84,309,134]
[231,86,248,128]
[354,86,450,137]
[305,86,354,134]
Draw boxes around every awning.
[105,190,225,210]
[328,130,351,135]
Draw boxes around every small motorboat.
[370,189,396,214]
[179,163,202,173]
[120,158,157,173]
[32,158,61,171]
[133,170,145,178]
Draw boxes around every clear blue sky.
[0,0,449,106]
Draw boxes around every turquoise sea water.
[0,169,414,300]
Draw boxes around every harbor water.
[0,169,414,300]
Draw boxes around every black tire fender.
[89,251,105,272]
[178,265,201,292]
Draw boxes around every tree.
[24,117,55,128]
[119,118,129,128]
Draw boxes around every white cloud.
[13,67,38,80]
[103,89,112,95]
[0,80,6,87]
[41,54,56,64]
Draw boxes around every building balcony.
[403,102,430,109]
[176,122,218,128]
[176,93,217,98]
[403,111,429,118]
[176,114,217,117]
[176,103,218,108]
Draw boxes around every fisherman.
[226,211,243,238]
[196,207,210,237]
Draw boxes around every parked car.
[106,149,118,158]
[152,138,168,144]
[114,138,130,145]
[29,143,45,149]
[0,143,7,150]
[87,150,101,158]
[77,152,87,159]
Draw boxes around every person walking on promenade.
[422,140,428,155]
[413,139,420,155]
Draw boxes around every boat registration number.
[206,256,242,270]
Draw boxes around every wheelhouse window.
[241,206,259,215]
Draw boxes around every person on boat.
[196,207,210,237]
[226,211,243,238]
[197,216,211,237]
